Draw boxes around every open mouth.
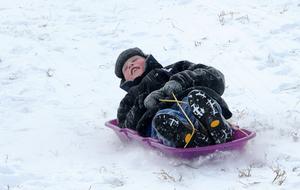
[130,67,140,75]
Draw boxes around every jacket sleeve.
[117,69,169,129]
[117,92,135,128]
[169,63,226,95]
[123,98,147,130]
[137,68,170,94]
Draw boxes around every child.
[115,47,233,148]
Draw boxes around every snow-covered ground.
[0,0,299,189]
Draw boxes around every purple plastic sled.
[105,119,256,159]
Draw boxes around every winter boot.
[187,90,233,144]
[153,114,212,148]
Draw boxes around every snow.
[0,0,299,189]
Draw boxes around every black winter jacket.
[117,55,232,136]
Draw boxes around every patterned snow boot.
[187,90,233,144]
[153,114,212,148]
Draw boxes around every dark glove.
[144,80,182,109]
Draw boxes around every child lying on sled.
[115,47,233,148]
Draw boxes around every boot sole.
[154,114,212,148]
[187,90,233,144]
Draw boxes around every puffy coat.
[117,55,232,136]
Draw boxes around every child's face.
[122,55,146,81]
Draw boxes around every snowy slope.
[0,0,299,189]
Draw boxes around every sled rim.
[105,119,256,157]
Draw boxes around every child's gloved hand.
[162,80,182,96]
[144,80,182,109]
[144,90,164,109]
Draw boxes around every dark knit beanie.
[115,47,147,78]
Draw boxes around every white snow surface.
[0,0,300,189]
